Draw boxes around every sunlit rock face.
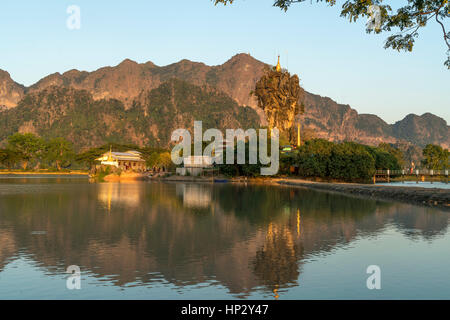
[0,70,25,109]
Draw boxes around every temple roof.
[96,150,145,162]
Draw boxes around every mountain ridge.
[0,53,448,149]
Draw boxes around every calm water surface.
[0,178,449,299]
[377,181,450,189]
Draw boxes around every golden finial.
[108,145,113,161]
[276,55,281,72]
[273,284,279,300]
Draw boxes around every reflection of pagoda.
[252,222,300,298]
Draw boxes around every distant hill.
[392,113,449,148]
[0,53,448,149]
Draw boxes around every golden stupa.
[276,55,281,72]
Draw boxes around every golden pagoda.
[276,55,281,72]
[107,145,113,162]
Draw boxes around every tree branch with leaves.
[214,0,450,68]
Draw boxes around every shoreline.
[0,171,88,176]
[153,175,450,210]
[2,172,449,210]
[276,178,449,210]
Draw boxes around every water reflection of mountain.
[0,181,448,296]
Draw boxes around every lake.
[0,178,449,299]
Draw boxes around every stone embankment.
[277,179,450,210]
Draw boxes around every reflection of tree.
[252,223,301,294]
[215,184,383,226]
[389,204,450,240]
[215,185,294,225]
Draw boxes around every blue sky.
[0,0,449,123]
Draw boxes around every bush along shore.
[215,139,447,182]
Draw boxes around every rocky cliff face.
[0,80,260,149]
[26,54,262,110]
[301,92,396,145]
[392,113,449,148]
[0,54,448,149]
[0,70,25,109]
[301,92,449,148]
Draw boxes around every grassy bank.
[0,170,88,176]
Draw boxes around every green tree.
[7,133,44,170]
[422,144,449,169]
[363,144,402,170]
[145,152,161,168]
[218,140,270,177]
[377,142,404,168]
[329,142,376,181]
[75,149,104,170]
[158,152,174,170]
[296,139,334,177]
[214,0,450,68]
[145,151,173,170]
[45,138,75,171]
[0,149,21,170]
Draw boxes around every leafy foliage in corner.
[214,0,450,68]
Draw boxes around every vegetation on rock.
[422,144,449,170]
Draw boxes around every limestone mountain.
[26,54,262,111]
[301,92,449,149]
[0,54,448,149]
[0,70,25,110]
[392,113,449,148]
[0,79,259,150]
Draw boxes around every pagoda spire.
[108,145,113,161]
[276,55,281,72]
